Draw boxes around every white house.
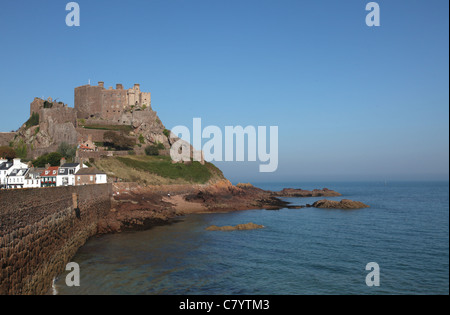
[0,160,13,189]
[56,163,81,187]
[7,168,29,189]
[75,168,108,185]
[1,159,28,189]
[95,173,108,184]
[24,169,43,189]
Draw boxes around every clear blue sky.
[0,0,448,182]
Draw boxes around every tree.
[0,146,17,160]
[32,152,63,167]
[57,142,77,160]
[14,140,27,159]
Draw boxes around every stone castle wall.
[74,85,104,119]
[76,128,108,143]
[74,82,151,122]
[0,184,112,295]
[0,133,15,147]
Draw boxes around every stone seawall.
[0,184,112,295]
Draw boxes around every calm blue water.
[55,181,449,295]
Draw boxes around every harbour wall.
[0,184,112,295]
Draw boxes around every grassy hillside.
[93,155,225,185]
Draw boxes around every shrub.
[163,129,170,138]
[138,134,145,144]
[145,145,159,156]
[43,101,53,109]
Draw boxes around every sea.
[54,181,449,295]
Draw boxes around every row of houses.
[0,158,107,189]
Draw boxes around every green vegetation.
[163,129,170,138]
[104,131,135,150]
[32,152,63,167]
[25,112,39,129]
[116,156,215,183]
[82,124,133,132]
[0,146,16,160]
[43,101,53,109]
[144,142,165,156]
[34,127,40,135]
[142,104,147,110]
[14,139,27,159]
[138,134,145,144]
[57,142,77,161]
[145,145,159,156]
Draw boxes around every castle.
[11,82,169,159]
[75,82,152,122]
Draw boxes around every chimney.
[45,163,51,170]
[98,81,105,88]
[60,157,66,166]
[13,158,21,167]
[116,84,123,90]
[88,134,93,142]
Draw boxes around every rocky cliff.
[9,96,172,160]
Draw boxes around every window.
[90,176,93,181]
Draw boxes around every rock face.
[312,199,370,209]
[206,223,264,231]
[271,188,342,198]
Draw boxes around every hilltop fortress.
[74,82,152,122]
[8,82,169,159]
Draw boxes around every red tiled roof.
[79,144,94,150]
[40,166,59,177]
